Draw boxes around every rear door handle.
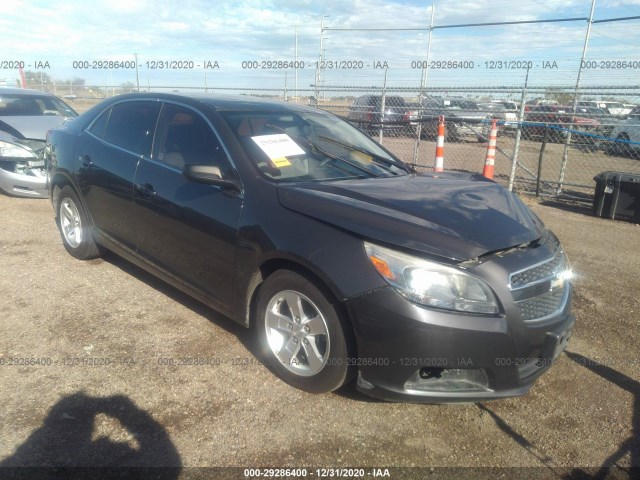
[135,183,156,198]
[80,155,92,167]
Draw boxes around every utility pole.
[314,16,327,106]
[557,0,596,195]
[134,53,140,92]
[412,2,435,165]
[508,64,530,192]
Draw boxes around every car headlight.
[0,140,37,159]
[364,242,499,315]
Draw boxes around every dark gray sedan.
[46,93,574,402]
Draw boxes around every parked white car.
[607,106,640,158]
[599,101,633,117]
[578,100,633,117]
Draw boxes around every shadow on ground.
[0,392,181,478]
[478,351,639,480]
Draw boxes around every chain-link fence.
[303,84,640,202]
[22,79,640,202]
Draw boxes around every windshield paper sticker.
[350,151,373,163]
[271,157,292,167]
[251,134,305,160]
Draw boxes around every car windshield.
[220,109,410,182]
[425,99,479,110]
[480,104,506,112]
[583,107,608,115]
[450,100,478,110]
[371,96,406,108]
[0,94,78,117]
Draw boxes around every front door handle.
[135,183,156,198]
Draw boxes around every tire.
[254,270,353,393]
[615,133,640,159]
[55,185,102,260]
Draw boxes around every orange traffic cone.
[434,115,445,172]
[482,119,498,179]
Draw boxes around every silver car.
[607,106,640,158]
[0,87,77,198]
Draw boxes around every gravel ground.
[0,192,638,479]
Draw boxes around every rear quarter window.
[87,108,111,139]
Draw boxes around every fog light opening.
[419,368,444,380]
[405,368,490,393]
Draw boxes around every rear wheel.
[255,270,353,393]
[56,186,102,260]
[615,133,640,159]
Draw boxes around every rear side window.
[103,101,160,156]
[87,108,111,139]
[385,97,406,107]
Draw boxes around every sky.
[1,0,639,95]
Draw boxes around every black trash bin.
[593,171,640,221]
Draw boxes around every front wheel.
[56,185,102,260]
[255,270,353,393]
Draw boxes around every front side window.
[154,103,230,175]
[103,101,160,156]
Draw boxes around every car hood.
[0,115,68,140]
[277,172,545,261]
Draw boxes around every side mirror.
[183,164,241,192]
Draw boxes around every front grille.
[510,242,570,324]
[510,246,564,289]
[518,288,567,321]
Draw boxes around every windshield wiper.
[316,135,411,174]
[263,123,380,178]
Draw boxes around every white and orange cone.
[482,119,498,179]
[434,115,445,172]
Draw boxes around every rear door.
[76,100,161,251]
[131,102,243,313]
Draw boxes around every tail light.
[404,110,417,121]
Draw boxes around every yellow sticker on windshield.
[272,157,292,167]
[350,151,373,163]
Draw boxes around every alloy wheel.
[264,290,330,376]
[60,197,82,248]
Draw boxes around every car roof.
[106,92,325,114]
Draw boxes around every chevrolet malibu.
[46,93,574,402]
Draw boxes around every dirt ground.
[0,190,638,479]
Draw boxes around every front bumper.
[344,233,575,403]
[0,166,47,198]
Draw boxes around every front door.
[131,102,243,314]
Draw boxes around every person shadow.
[478,351,639,480]
[563,351,639,479]
[0,392,181,479]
